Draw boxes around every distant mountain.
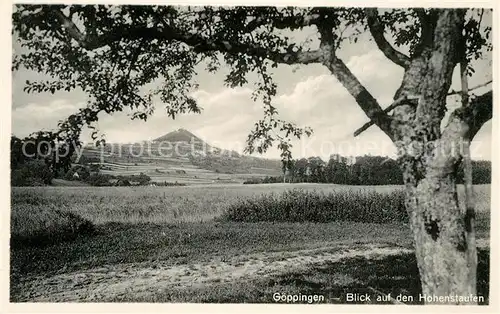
[152,128,205,145]
[151,128,227,156]
[79,128,283,179]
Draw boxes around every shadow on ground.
[133,249,489,304]
[264,249,490,305]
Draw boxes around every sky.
[11,8,493,161]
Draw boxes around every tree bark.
[389,9,479,304]
[403,167,477,304]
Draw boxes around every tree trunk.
[387,10,478,304]
[403,165,478,304]
[320,8,481,303]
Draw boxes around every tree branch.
[353,87,491,141]
[364,8,410,68]
[353,95,420,137]
[413,8,427,24]
[463,90,493,140]
[413,9,438,56]
[50,8,322,65]
[447,80,492,96]
[445,90,492,141]
[428,90,492,177]
[325,53,394,139]
[51,9,87,44]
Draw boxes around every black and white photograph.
[5,0,498,308]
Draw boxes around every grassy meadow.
[11,183,407,225]
[13,183,490,224]
[10,183,492,303]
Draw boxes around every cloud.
[276,74,350,121]
[12,100,86,137]
[346,50,404,102]
[77,87,262,148]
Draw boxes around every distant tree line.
[11,135,491,187]
[245,154,491,185]
[280,155,406,185]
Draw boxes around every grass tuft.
[11,206,96,247]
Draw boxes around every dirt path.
[14,240,489,302]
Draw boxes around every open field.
[10,184,492,303]
[12,183,491,224]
